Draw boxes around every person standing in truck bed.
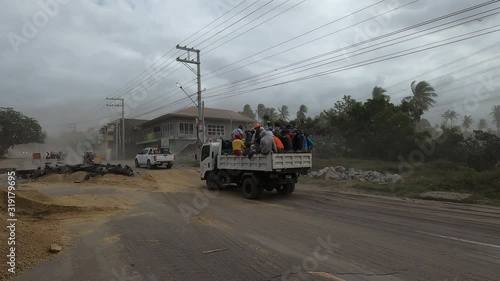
[232,134,246,156]
[273,130,284,153]
[280,130,293,152]
[260,129,277,155]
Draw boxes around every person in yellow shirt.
[232,134,246,156]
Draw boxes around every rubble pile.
[309,166,403,184]
[15,164,135,180]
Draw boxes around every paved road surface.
[12,168,500,281]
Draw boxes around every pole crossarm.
[176,58,200,65]
[175,45,199,52]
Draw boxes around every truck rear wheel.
[241,177,262,199]
[147,160,152,169]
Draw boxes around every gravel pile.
[309,166,403,184]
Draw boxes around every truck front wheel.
[241,177,262,199]
[206,171,219,191]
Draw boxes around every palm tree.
[267,107,279,123]
[256,104,266,122]
[491,105,500,132]
[462,115,473,132]
[296,104,308,121]
[441,110,451,126]
[371,86,389,101]
[239,104,256,120]
[278,105,289,121]
[449,110,459,126]
[477,118,488,131]
[402,80,437,112]
[441,109,459,127]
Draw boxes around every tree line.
[239,81,500,171]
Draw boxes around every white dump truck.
[200,142,312,199]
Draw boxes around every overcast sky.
[1,0,499,135]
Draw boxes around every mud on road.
[0,166,499,281]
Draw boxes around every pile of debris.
[309,166,403,184]
[15,164,135,180]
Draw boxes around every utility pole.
[106,98,125,159]
[176,45,204,147]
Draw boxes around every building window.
[179,122,194,135]
[143,128,152,137]
[162,123,172,137]
[207,124,225,136]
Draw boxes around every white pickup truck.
[135,147,175,169]
[200,142,312,199]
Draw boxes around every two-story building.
[137,106,255,153]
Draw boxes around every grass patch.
[309,158,500,206]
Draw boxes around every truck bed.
[218,153,312,171]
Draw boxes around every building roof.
[140,106,255,127]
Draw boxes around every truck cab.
[200,142,220,180]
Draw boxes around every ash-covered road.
[12,168,500,281]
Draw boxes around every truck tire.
[289,183,296,193]
[206,172,219,191]
[135,159,140,168]
[166,163,173,169]
[216,171,231,187]
[241,177,262,199]
[147,160,152,169]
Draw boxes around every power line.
[194,0,275,48]
[389,54,500,99]
[112,0,284,105]
[169,0,392,94]
[101,0,249,102]
[384,41,500,92]
[184,0,261,47]
[201,0,301,51]
[202,0,390,78]
[203,27,500,103]
[129,1,500,119]
[128,0,395,117]
[202,2,500,94]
